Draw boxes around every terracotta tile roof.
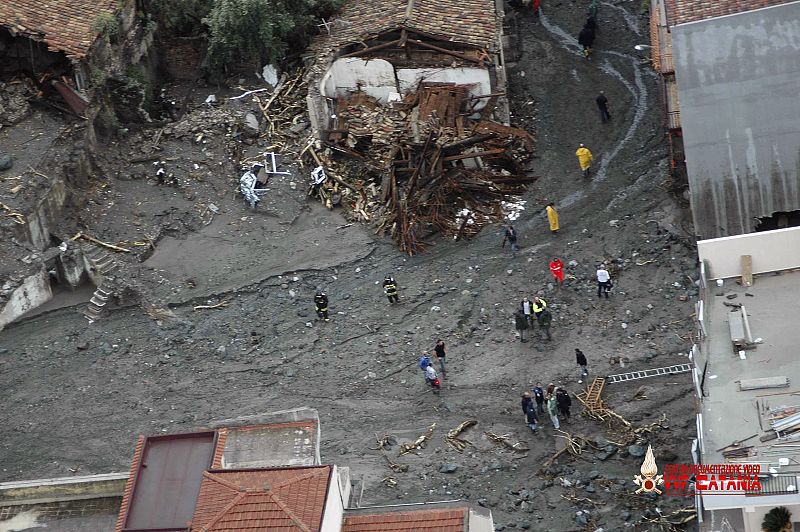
[115,435,146,532]
[664,0,791,26]
[0,0,118,60]
[341,507,468,531]
[321,0,498,51]
[190,466,333,531]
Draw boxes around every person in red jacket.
[549,258,564,287]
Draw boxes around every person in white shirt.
[520,298,533,325]
[424,364,440,393]
[596,266,611,299]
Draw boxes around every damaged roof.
[664,0,792,26]
[322,0,498,50]
[0,0,118,60]
[342,507,468,531]
[190,466,332,531]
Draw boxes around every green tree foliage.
[762,506,791,532]
[151,0,343,71]
[151,0,214,36]
[204,0,343,70]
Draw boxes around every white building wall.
[321,58,492,107]
[396,67,492,108]
[320,465,345,532]
[0,269,52,331]
[321,58,397,102]
[697,226,800,279]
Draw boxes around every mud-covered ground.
[1,2,700,530]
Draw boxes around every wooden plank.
[739,377,790,391]
[741,255,753,287]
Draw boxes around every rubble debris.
[0,79,34,125]
[444,420,477,452]
[484,431,530,453]
[545,430,596,467]
[576,377,632,428]
[71,232,130,253]
[193,300,230,311]
[0,202,25,224]
[398,423,436,455]
[641,506,696,530]
[303,87,536,253]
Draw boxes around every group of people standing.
[516,295,552,342]
[418,341,448,394]
[520,349,590,432]
[522,383,572,432]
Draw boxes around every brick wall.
[159,37,205,80]
[0,496,121,520]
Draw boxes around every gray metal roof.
[672,1,800,239]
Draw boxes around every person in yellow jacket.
[546,202,559,235]
[575,143,593,178]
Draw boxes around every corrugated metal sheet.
[672,2,800,239]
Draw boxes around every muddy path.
[0,2,698,530]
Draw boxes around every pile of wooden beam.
[304,85,536,254]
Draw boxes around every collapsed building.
[304,0,535,253]
[0,0,153,329]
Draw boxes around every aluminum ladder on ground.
[607,363,692,384]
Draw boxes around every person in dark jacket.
[515,310,530,342]
[383,276,399,303]
[578,24,596,58]
[503,225,519,257]
[576,348,589,383]
[521,391,533,417]
[314,291,329,321]
[532,382,545,415]
[525,400,539,432]
[556,388,572,420]
[596,91,611,122]
[434,339,447,378]
[538,308,553,341]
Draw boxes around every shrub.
[762,506,791,532]
[92,13,120,38]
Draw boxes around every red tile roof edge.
[114,435,146,532]
[206,464,332,474]
[342,506,468,531]
[211,428,227,469]
[228,420,317,433]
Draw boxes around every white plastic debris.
[261,64,279,86]
[501,198,526,221]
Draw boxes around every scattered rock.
[628,445,646,458]
[656,449,678,462]
[243,112,260,137]
[438,463,459,474]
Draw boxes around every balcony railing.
[746,474,799,496]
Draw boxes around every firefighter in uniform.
[314,291,330,321]
[383,276,399,304]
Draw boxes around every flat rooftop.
[121,431,215,531]
[702,270,800,467]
